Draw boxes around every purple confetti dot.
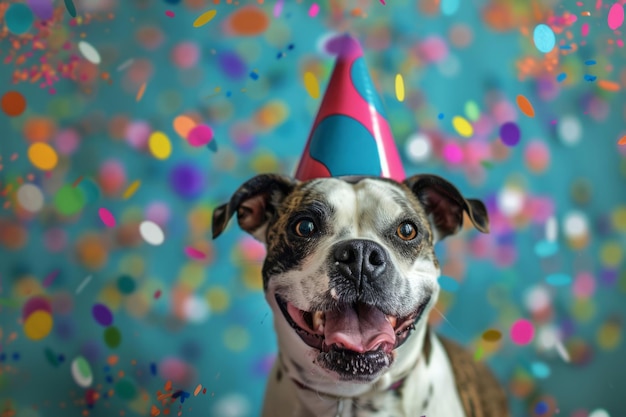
[169,162,205,199]
[500,122,521,146]
[92,303,113,326]
[218,51,246,79]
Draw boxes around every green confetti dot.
[115,378,138,400]
[104,326,122,348]
[54,184,86,216]
[464,100,480,122]
[45,347,59,367]
[117,275,136,294]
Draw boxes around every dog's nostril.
[369,251,384,266]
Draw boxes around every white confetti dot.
[17,183,44,213]
[139,220,164,246]
[563,211,588,239]
[405,133,432,163]
[437,53,460,77]
[212,393,250,417]
[71,356,93,388]
[558,115,582,146]
[537,325,560,349]
[545,216,558,242]
[589,409,610,417]
[497,186,525,217]
[524,286,551,313]
[183,295,210,323]
[78,41,101,65]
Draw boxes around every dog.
[212,173,510,417]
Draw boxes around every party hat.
[294,33,405,182]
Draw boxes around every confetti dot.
[303,72,320,99]
[482,329,502,342]
[438,276,460,292]
[516,95,535,117]
[535,401,549,415]
[546,273,572,286]
[71,356,93,388]
[104,326,122,348]
[193,9,217,27]
[23,296,52,320]
[183,295,210,323]
[27,0,54,20]
[78,41,101,65]
[452,116,473,137]
[28,142,58,171]
[140,220,165,246]
[440,0,460,15]
[165,10,175,17]
[500,122,521,146]
[149,131,172,160]
[533,24,556,53]
[5,3,34,35]
[98,208,116,228]
[92,303,113,327]
[54,184,86,216]
[185,247,206,260]
[1,91,27,116]
[534,240,558,258]
[173,115,197,139]
[510,319,535,345]
[395,74,405,102]
[556,72,567,82]
[187,124,214,147]
[17,183,44,213]
[608,3,624,30]
[227,6,269,36]
[530,361,551,378]
[123,180,141,200]
[115,378,138,400]
[589,410,610,417]
[405,133,432,163]
[117,275,136,294]
[558,116,582,146]
[464,101,480,121]
[23,310,53,340]
[308,3,319,17]
[64,0,77,17]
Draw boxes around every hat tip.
[325,32,363,57]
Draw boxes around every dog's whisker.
[432,307,466,340]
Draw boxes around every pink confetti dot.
[98,207,116,228]
[608,3,624,30]
[510,319,535,345]
[185,246,206,260]
[442,142,464,164]
[187,124,214,147]
[308,3,319,17]
[165,10,175,17]
[581,23,589,37]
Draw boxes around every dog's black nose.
[333,239,388,286]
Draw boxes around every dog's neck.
[284,323,432,417]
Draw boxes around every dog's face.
[212,174,488,389]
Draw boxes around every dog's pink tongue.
[324,304,396,353]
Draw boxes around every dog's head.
[212,174,488,390]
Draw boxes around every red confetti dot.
[154,290,162,299]
[165,10,175,17]
[185,246,206,260]
[1,91,27,116]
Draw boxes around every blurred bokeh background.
[1,0,625,416]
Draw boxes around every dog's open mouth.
[275,295,430,354]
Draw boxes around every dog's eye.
[396,222,417,241]
[294,219,316,237]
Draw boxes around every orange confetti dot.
[28,142,58,171]
[1,91,27,116]
[618,135,626,145]
[150,405,161,416]
[136,82,147,102]
[516,94,535,118]
[164,380,172,391]
[173,115,197,140]
[193,384,202,396]
[597,80,621,92]
[228,6,269,36]
[24,116,57,143]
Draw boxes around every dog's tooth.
[386,315,397,328]
[313,311,325,332]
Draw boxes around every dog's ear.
[403,174,489,242]
[212,174,297,242]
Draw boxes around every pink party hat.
[294,33,405,182]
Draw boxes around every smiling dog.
[212,173,510,417]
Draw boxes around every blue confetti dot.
[585,60,597,65]
[533,24,556,53]
[534,240,558,258]
[438,276,460,292]
[530,361,551,379]
[584,74,597,82]
[557,73,567,82]
[12,352,20,361]
[249,72,259,80]
[287,44,295,50]
[0,353,5,362]
[535,401,549,415]
[546,273,572,286]
[150,362,157,376]
[438,113,445,120]
[559,45,572,50]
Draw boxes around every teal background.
[1,1,626,417]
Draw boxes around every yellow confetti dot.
[206,286,230,312]
[597,320,621,350]
[148,131,172,160]
[571,298,595,323]
[224,326,249,351]
[193,9,217,27]
[23,310,53,340]
[395,74,405,102]
[452,116,473,137]
[28,142,58,171]
[178,263,205,290]
[303,72,319,99]
[611,206,626,232]
[600,241,622,267]
[123,180,141,200]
